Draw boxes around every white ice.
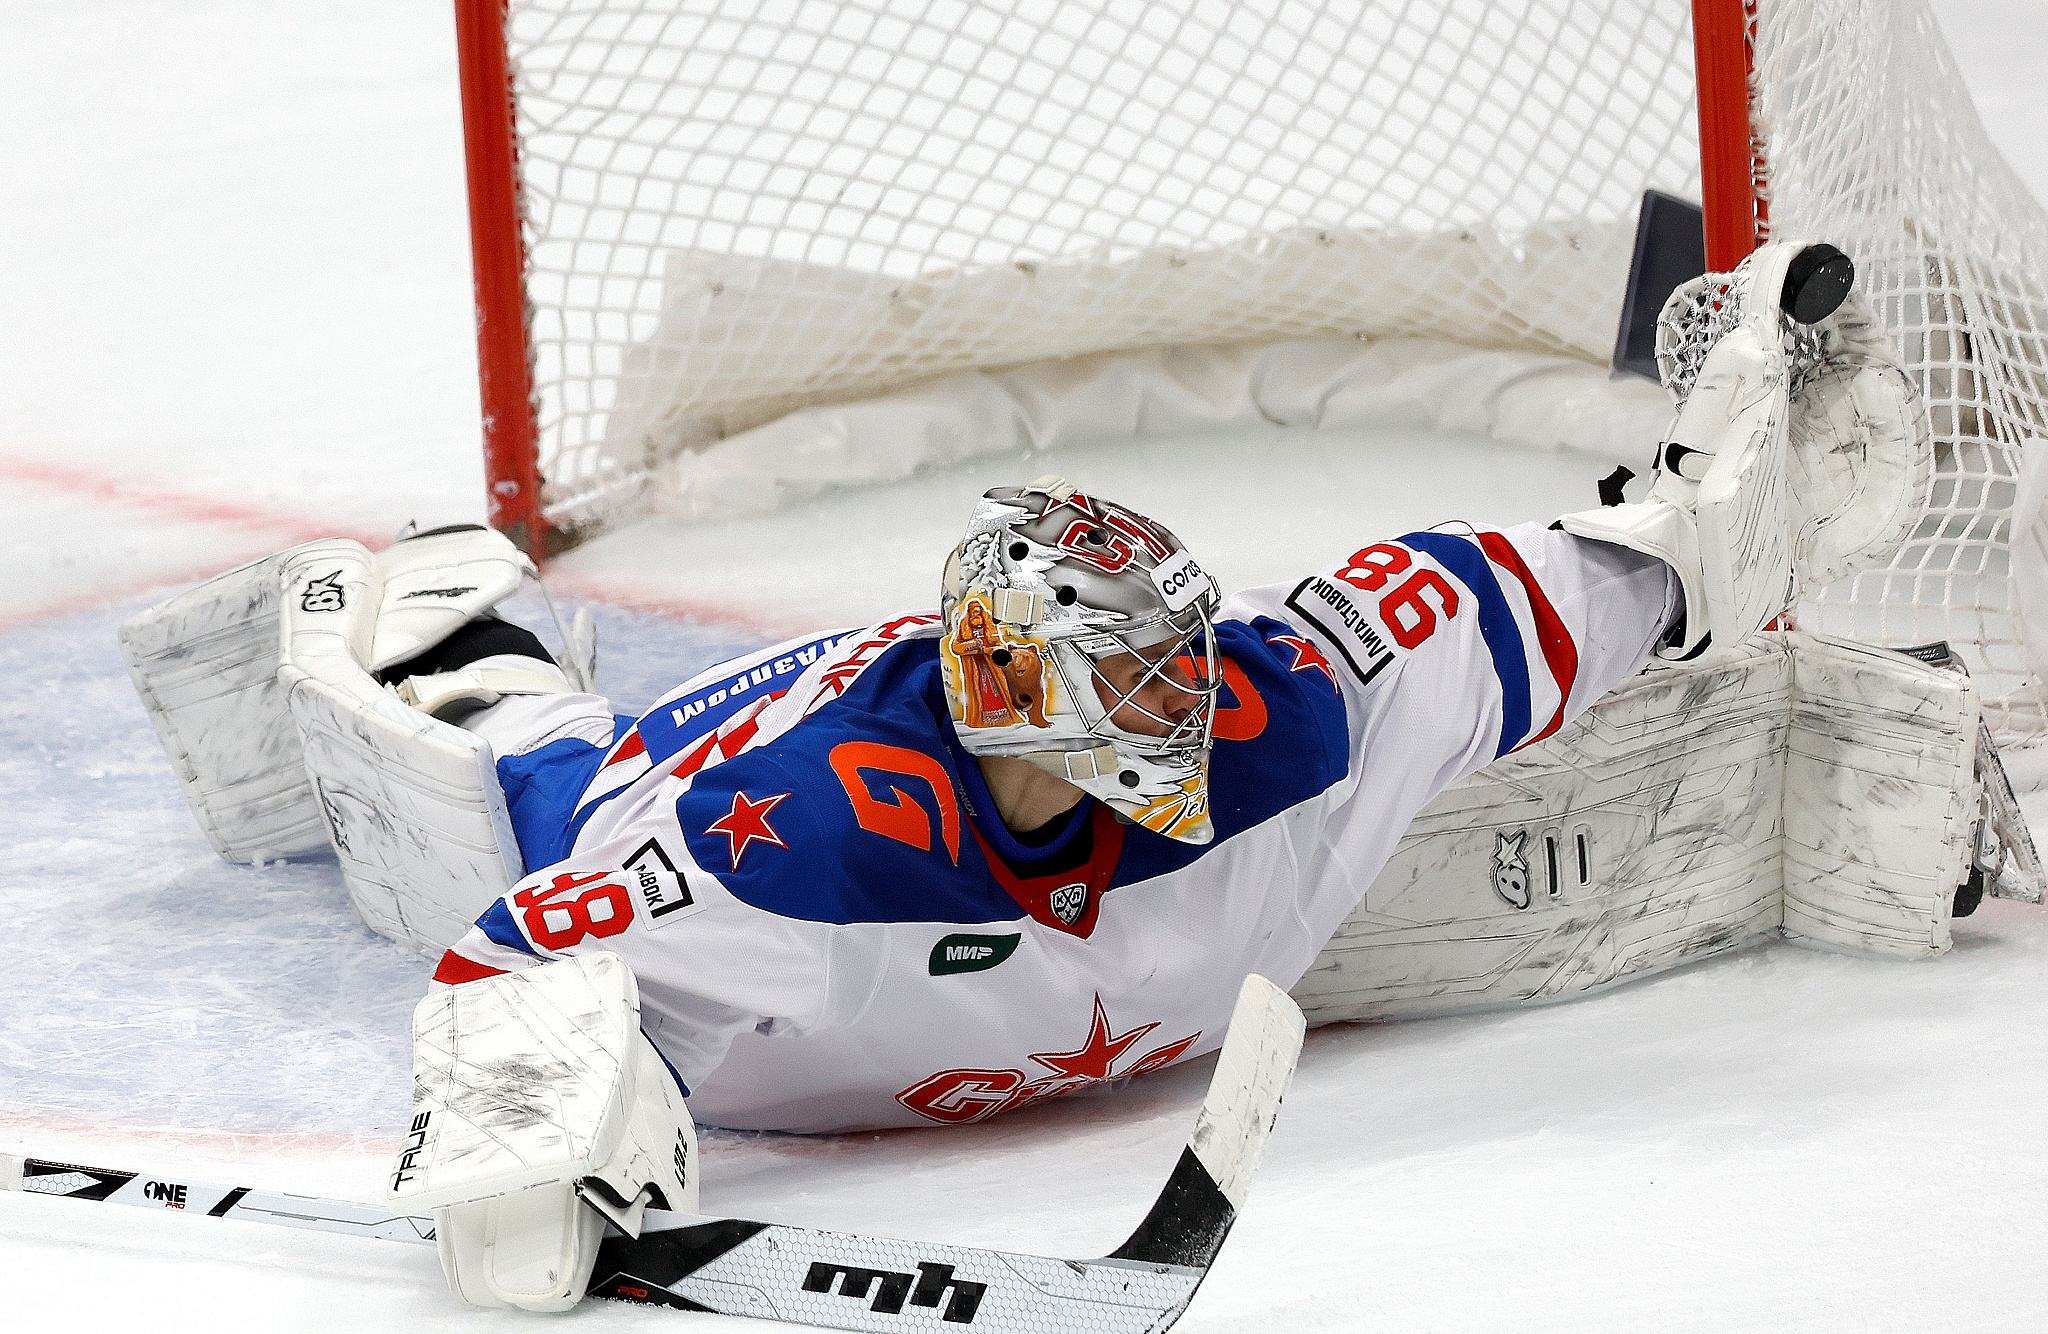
[6,3,2048,1330]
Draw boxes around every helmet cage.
[1049,601,1219,762]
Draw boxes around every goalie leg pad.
[278,544,526,952]
[1295,631,2010,1024]
[369,524,534,674]
[1782,633,1978,958]
[371,527,594,716]
[119,540,365,863]
[1293,644,1792,1024]
[390,954,698,1313]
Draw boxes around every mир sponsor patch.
[927,932,1021,975]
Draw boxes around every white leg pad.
[1783,634,1977,958]
[391,954,698,1313]
[1295,631,2016,1023]
[1294,644,1792,1024]
[370,526,535,673]
[119,541,358,863]
[278,545,525,953]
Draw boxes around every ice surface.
[8,2,2048,1330]
[0,593,765,1140]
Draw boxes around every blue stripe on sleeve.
[1396,531,1532,757]
[475,899,540,957]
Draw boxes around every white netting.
[1757,1,2048,737]
[496,0,2048,738]
[504,0,1700,516]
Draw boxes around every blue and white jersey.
[436,524,1676,1132]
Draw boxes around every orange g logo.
[830,742,962,865]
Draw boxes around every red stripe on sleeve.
[600,729,647,770]
[1474,531,1581,750]
[432,951,509,985]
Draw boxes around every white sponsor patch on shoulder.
[1151,549,1214,613]
[622,837,708,929]
[1283,577,1399,688]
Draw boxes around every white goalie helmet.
[940,476,1222,845]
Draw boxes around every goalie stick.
[3,974,1304,1332]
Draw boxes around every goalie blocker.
[391,952,698,1312]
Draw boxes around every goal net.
[459,0,2048,739]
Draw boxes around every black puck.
[1782,242,1855,325]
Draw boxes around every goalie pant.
[434,522,1679,1133]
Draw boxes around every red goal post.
[455,0,544,558]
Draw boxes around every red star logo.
[706,790,789,869]
[1028,995,1159,1081]
[1269,632,1338,694]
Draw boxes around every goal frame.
[453,0,1768,562]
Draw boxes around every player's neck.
[976,754,1087,836]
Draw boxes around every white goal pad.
[119,545,338,863]
[124,530,547,952]
[277,545,525,953]
[1296,642,1791,1024]
[1293,631,2027,1025]
[1783,637,1978,957]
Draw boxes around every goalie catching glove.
[390,952,698,1313]
[1560,240,1932,657]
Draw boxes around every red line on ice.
[2,453,389,627]
[4,453,388,545]
[544,573,801,636]
[6,454,788,632]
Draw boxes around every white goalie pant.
[1292,631,2009,1026]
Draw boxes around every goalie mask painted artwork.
[942,595,1054,731]
[938,477,1223,846]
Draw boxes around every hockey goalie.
[121,242,2043,1311]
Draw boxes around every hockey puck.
[1781,243,1854,324]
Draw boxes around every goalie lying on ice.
[121,242,2042,1311]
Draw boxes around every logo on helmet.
[1150,549,1213,613]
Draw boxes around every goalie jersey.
[435,524,1677,1133]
